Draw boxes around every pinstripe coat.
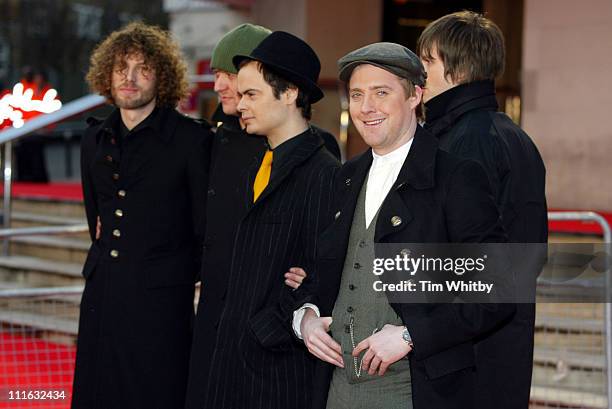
[184,128,340,409]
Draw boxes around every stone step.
[8,211,87,226]
[0,255,83,287]
[0,286,83,345]
[536,315,604,333]
[2,197,85,219]
[530,385,608,408]
[536,303,605,320]
[0,309,78,335]
[535,310,605,354]
[532,347,607,396]
[9,235,89,264]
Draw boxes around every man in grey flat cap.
[287,42,514,409]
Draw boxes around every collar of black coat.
[93,106,179,143]
[211,103,242,132]
[424,80,498,136]
[249,127,324,206]
[347,124,437,191]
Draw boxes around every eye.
[350,92,362,100]
[376,90,388,97]
[139,66,152,78]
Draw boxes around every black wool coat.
[72,107,212,409]
[184,128,340,409]
[295,126,515,409]
[424,80,548,409]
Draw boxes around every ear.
[283,86,299,106]
[408,85,423,110]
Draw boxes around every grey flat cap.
[338,42,427,86]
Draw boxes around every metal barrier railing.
[0,94,105,259]
[0,286,83,406]
[0,224,88,239]
[539,211,611,409]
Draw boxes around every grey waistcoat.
[326,175,412,409]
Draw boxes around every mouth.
[119,88,139,94]
[362,118,385,127]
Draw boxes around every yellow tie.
[253,150,273,202]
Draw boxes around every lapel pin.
[391,216,402,227]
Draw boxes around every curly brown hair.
[86,22,189,108]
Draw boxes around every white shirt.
[292,138,414,339]
[365,138,413,228]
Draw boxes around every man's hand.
[353,324,412,376]
[95,216,101,240]
[284,267,307,289]
[301,308,344,368]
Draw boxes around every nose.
[360,93,376,114]
[126,66,138,83]
[214,75,226,93]
[236,95,246,113]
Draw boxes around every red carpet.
[2,183,83,202]
[0,333,74,408]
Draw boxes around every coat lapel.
[246,130,323,212]
[375,126,438,242]
[316,150,372,260]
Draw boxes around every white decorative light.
[0,83,62,129]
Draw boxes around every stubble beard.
[112,85,156,110]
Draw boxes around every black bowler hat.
[233,31,324,103]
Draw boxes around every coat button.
[105,155,113,163]
[349,284,356,290]
[207,188,216,197]
[112,229,121,238]
[391,216,402,227]
[117,190,126,198]
[353,262,361,269]
[114,209,124,218]
[335,211,341,220]
[110,249,119,258]
[347,306,354,313]
[400,248,410,256]
[112,173,120,181]
[345,178,351,186]
[358,240,366,248]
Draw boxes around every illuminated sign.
[0,82,62,128]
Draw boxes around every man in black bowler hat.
[183,31,340,409]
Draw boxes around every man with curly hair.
[72,22,212,409]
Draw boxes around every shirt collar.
[371,137,413,167]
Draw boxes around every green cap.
[211,23,271,74]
